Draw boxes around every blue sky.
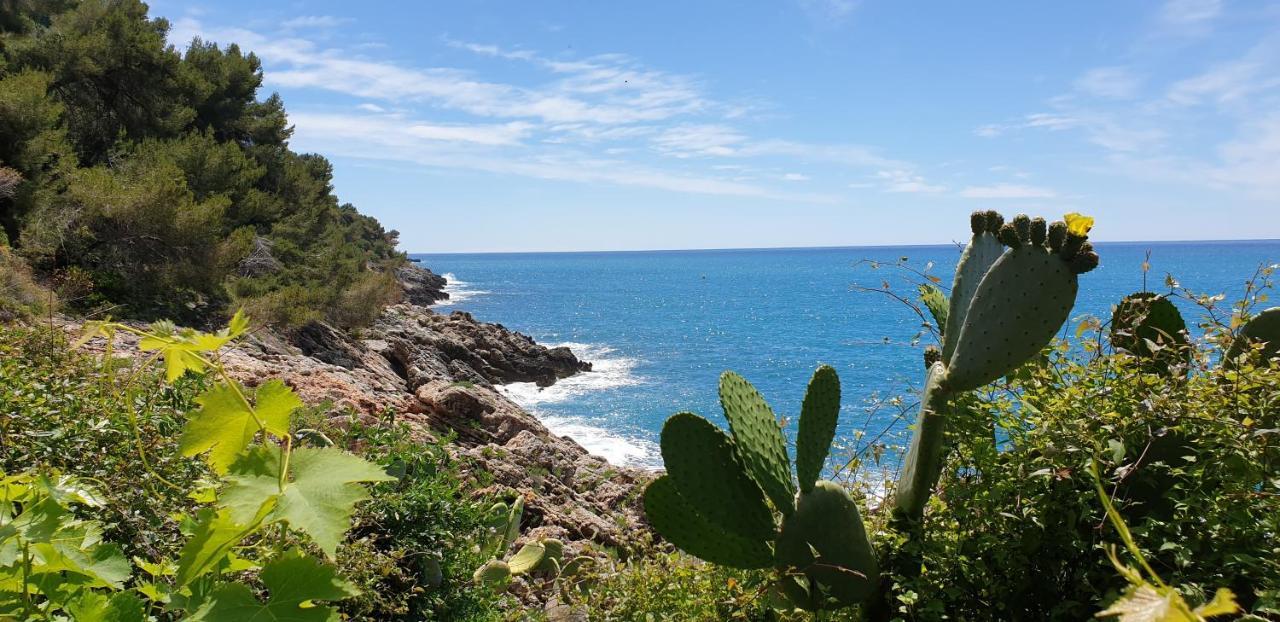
[155,1,1280,252]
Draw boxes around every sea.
[411,240,1280,470]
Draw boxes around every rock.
[396,264,449,306]
[57,271,651,612]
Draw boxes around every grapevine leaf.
[188,550,356,622]
[277,448,395,557]
[220,446,282,525]
[226,309,250,339]
[179,383,261,474]
[221,447,394,558]
[65,590,146,622]
[1195,589,1240,618]
[254,380,301,438]
[138,337,207,382]
[29,539,130,589]
[176,509,249,586]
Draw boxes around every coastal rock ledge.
[68,265,650,608]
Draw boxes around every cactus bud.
[997,223,1021,248]
[969,211,985,235]
[1070,250,1099,274]
[923,345,941,368]
[1030,218,1047,247]
[1061,232,1086,260]
[985,210,1004,234]
[1047,221,1067,253]
[1012,214,1031,245]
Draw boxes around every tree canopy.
[0,0,404,326]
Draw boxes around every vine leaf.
[188,550,356,622]
[65,590,146,622]
[179,381,299,473]
[176,509,249,586]
[220,446,395,558]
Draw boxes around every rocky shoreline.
[67,265,651,609]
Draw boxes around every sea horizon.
[412,239,1280,469]
[409,237,1280,257]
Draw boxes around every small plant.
[1089,460,1240,621]
[1224,306,1280,368]
[472,496,592,595]
[0,311,399,619]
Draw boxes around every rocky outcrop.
[396,264,449,306]
[63,273,650,611]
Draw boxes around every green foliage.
[0,247,53,320]
[872,297,1280,620]
[645,366,879,611]
[1111,292,1191,376]
[1,0,405,326]
[1224,306,1280,368]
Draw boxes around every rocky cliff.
[69,265,650,608]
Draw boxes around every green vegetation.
[0,324,512,620]
[0,1,404,326]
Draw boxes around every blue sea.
[412,240,1280,470]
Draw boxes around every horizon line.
[408,237,1280,257]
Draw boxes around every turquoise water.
[412,241,1280,468]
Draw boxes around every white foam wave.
[433,272,489,306]
[498,342,658,468]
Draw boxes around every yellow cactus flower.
[1064,212,1094,236]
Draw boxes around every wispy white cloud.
[281,15,351,30]
[796,0,860,23]
[1159,0,1222,26]
[959,184,1057,199]
[1075,66,1142,99]
[781,172,810,181]
[876,169,945,194]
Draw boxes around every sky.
[153,1,1280,252]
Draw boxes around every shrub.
[0,248,54,320]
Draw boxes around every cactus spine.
[892,211,1098,521]
[644,366,878,611]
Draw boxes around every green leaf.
[1194,588,1240,618]
[253,380,301,438]
[219,447,282,525]
[65,590,146,622]
[221,447,394,558]
[29,539,131,589]
[919,283,949,335]
[176,509,250,586]
[226,309,250,339]
[138,337,207,382]
[178,383,261,474]
[188,550,356,622]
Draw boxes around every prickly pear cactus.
[892,211,1098,522]
[942,210,1005,364]
[644,366,879,611]
[944,215,1095,392]
[775,481,880,609]
[1224,307,1280,368]
[1110,292,1190,375]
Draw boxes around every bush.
[0,248,54,320]
[868,303,1280,620]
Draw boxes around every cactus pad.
[659,412,776,540]
[1225,307,1280,368]
[473,559,511,588]
[892,362,949,519]
[536,538,564,573]
[720,371,796,515]
[796,365,841,494]
[775,481,879,608]
[943,212,1005,364]
[1110,292,1190,374]
[643,476,773,569]
[945,245,1079,392]
[508,542,546,575]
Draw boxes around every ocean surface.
[412,240,1280,469]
